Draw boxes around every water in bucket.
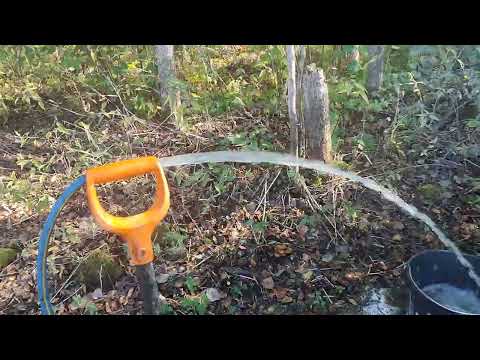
[422,283,480,314]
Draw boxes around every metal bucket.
[407,250,480,315]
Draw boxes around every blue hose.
[36,175,86,315]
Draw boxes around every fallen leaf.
[439,179,451,187]
[321,253,335,263]
[272,287,288,300]
[302,271,314,281]
[391,221,405,231]
[110,300,118,312]
[230,229,239,241]
[345,272,363,281]
[459,222,478,240]
[126,287,134,299]
[261,270,270,278]
[262,277,275,290]
[336,245,350,254]
[156,273,170,284]
[246,202,256,212]
[91,288,103,300]
[220,272,229,280]
[392,269,401,277]
[359,218,370,231]
[274,244,292,257]
[392,234,402,241]
[297,225,308,240]
[205,288,226,302]
[158,293,167,303]
[221,296,232,308]
[441,192,453,200]
[425,233,435,243]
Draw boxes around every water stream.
[159,151,480,288]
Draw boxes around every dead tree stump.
[302,65,333,162]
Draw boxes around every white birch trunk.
[154,45,183,127]
[286,45,298,157]
[154,45,174,104]
[367,45,385,95]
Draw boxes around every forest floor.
[0,102,479,315]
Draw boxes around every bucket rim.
[407,249,480,315]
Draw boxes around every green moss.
[166,246,187,261]
[312,176,324,188]
[77,248,123,290]
[0,248,18,269]
[418,184,442,202]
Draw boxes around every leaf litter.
[0,105,479,315]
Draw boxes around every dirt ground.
[1,108,479,315]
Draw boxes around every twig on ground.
[322,288,333,304]
[255,169,282,213]
[60,286,83,304]
[0,272,19,278]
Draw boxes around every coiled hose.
[37,175,85,315]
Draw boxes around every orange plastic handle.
[85,156,170,265]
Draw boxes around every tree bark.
[154,45,175,105]
[286,45,298,157]
[296,46,306,158]
[367,45,385,95]
[302,65,333,162]
[154,45,183,127]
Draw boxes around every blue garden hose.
[36,175,86,315]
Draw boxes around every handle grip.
[85,156,170,265]
[86,156,164,185]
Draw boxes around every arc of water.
[160,151,480,288]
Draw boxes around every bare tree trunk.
[296,45,306,158]
[302,65,333,162]
[286,45,298,157]
[154,45,174,104]
[154,45,183,127]
[367,45,385,95]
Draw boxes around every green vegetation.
[0,248,17,269]
[77,248,123,290]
